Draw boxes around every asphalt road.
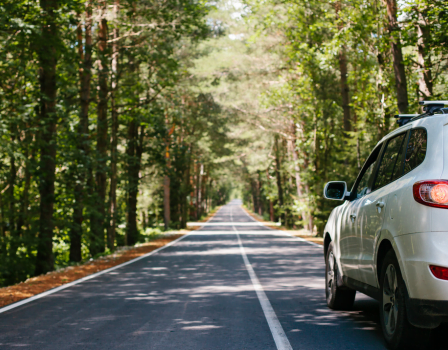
[0,200,387,349]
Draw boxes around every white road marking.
[0,234,190,315]
[187,222,264,226]
[189,231,289,235]
[239,205,322,248]
[234,227,293,350]
[231,205,293,350]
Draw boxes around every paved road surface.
[0,200,387,349]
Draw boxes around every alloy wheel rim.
[383,264,399,335]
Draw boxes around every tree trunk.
[17,128,31,237]
[274,135,284,224]
[335,3,351,132]
[9,129,16,237]
[107,0,120,251]
[70,2,92,262]
[163,174,170,229]
[339,47,351,132]
[126,121,144,246]
[384,0,409,113]
[416,10,432,99]
[181,146,192,228]
[90,2,108,255]
[35,0,59,275]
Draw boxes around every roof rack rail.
[418,100,448,115]
[394,114,420,127]
[392,101,448,127]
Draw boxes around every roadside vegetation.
[0,0,446,287]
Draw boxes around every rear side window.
[374,133,407,190]
[403,128,427,175]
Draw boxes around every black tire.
[325,242,356,310]
[379,250,431,350]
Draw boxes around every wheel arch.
[376,239,393,284]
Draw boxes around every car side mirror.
[324,181,350,201]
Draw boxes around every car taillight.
[430,265,448,280]
[413,180,448,209]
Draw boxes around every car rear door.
[358,131,409,287]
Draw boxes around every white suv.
[323,101,448,349]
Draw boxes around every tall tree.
[90,1,108,255]
[107,0,120,251]
[35,0,60,275]
[70,0,93,262]
[383,0,409,113]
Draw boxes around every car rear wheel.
[325,242,355,310]
[380,250,431,349]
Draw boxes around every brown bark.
[35,0,59,275]
[17,123,33,236]
[196,163,203,219]
[416,10,432,99]
[90,2,108,255]
[126,121,144,245]
[17,126,32,237]
[339,47,351,132]
[0,189,4,237]
[70,2,92,262]
[269,200,274,222]
[9,130,16,236]
[107,0,120,251]
[384,0,409,113]
[181,146,192,228]
[335,2,351,132]
[274,135,284,224]
[163,174,170,229]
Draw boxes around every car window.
[403,128,427,175]
[373,133,407,190]
[354,145,381,199]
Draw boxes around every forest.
[0,0,447,287]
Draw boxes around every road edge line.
[239,205,322,248]
[0,233,190,315]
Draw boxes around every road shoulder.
[241,206,324,246]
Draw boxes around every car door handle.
[376,202,385,208]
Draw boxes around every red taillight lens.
[413,180,448,209]
[430,185,448,204]
[430,265,448,280]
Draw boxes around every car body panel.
[339,199,362,280]
[395,232,448,300]
[358,185,388,287]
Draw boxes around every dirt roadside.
[241,207,324,246]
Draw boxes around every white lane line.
[234,227,293,350]
[189,231,288,236]
[230,204,293,350]
[0,234,190,315]
[187,222,264,226]
[239,205,322,248]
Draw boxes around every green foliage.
[0,0,234,287]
